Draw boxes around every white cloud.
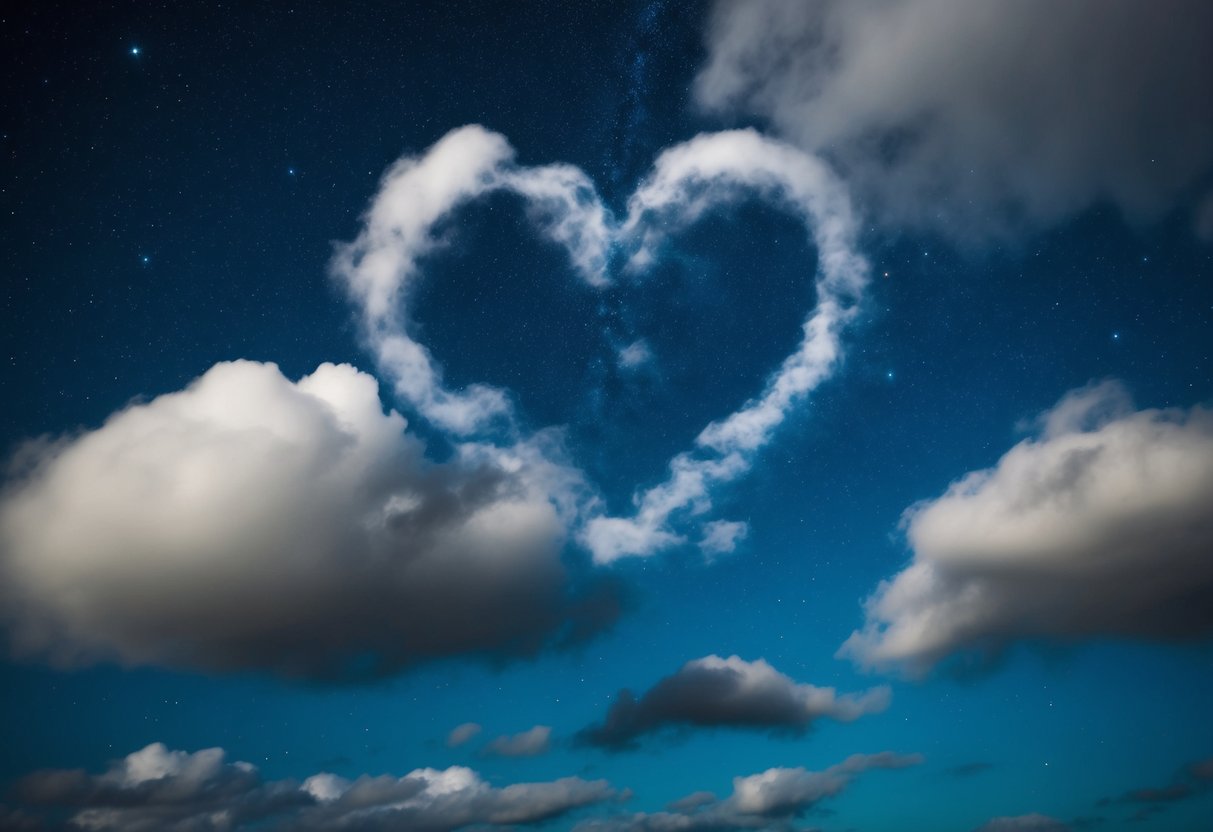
[841,381,1213,675]
[484,725,552,758]
[583,129,868,562]
[0,360,615,679]
[14,743,615,832]
[696,0,1213,240]
[699,520,748,559]
[617,339,654,371]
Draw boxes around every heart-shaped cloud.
[333,125,869,563]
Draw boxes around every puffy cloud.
[841,381,1213,675]
[11,743,615,832]
[695,0,1213,240]
[577,655,889,749]
[574,752,920,832]
[0,360,617,680]
[617,340,654,371]
[445,723,482,748]
[484,725,552,758]
[972,815,1070,832]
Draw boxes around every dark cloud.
[696,0,1213,241]
[577,655,889,750]
[972,815,1069,832]
[842,381,1213,675]
[8,743,616,832]
[0,361,620,681]
[573,752,921,832]
[1097,755,1213,818]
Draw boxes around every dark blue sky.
[2,2,1212,831]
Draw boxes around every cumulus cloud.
[0,360,617,679]
[695,0,1213,240]
[11,743,615,832]
[972,815,1069,832]
[445,723,482,748]
[484,725,552,758]
[841,380,1213,675]
[577,655,889,749]
[574,752,920,832]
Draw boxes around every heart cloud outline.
[332,126,870,563]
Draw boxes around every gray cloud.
[577,655,889,750]
[573,752,921,832]
[484,725,552,758]
[0,360,619,680]
[972,815,1069,832]
[10,743,616,832]
[696,0,1213,240]
[445,723,482,748]
[841,381,1213,675]
[1097,755,1213,817]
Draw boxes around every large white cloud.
[0,360,615,679]
[696,0,1213,240]
[841,381,1213,675]
[13,743,615,832]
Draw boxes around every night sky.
[2,2,1212,831]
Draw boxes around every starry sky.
[2,2,1212,831]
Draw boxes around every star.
[139,255,150,265]
[1112,332,1120,341]
[288,167,296,176]
[130,46,141,56]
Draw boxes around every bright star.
[1112,332,1120,340]
[886,370,895,380]
[288,167,296,176]
[130,46,140,56]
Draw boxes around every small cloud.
[617,340,653,371]
[484,725,552,758]
[698,520,748,559]
[577,655,889,750]
[446,722,482,748]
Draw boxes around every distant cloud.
[617,340,653,371]
[972,815,1069,832]
[484,725,552,758]
[12,742,615,832]
[1097,754,1213,819]
[696,0,1213,241]
[574,752,921,832]
[577,655,889,750]
[446,723,482,748]
[0,361,618,679]
[841,380,1213,675]
[945,762,993,778]
[698,519,748,559]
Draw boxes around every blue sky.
[1,2,1212,831]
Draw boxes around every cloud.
[582,129,869,562]
[699,520,748,559]
[577,655,889,749]
[945,762,993,778]
[573,752,920,832]
[11,743,615,832]
[332,125,869,565]
[0,360,617,679]
[1097,755,1213,817]
[445,723,482,748]
[695,0,1213,240]
[841,380,1213,675]
[331,125,612,436]
[972,815,1069,832]
[484,725,552,758]
[618,340,654,371]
